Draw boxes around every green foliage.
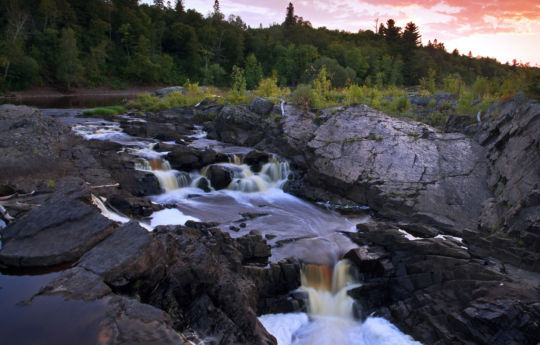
[1,0,537,97]
[82,106,127,116]
[255,74,290,98]
[245,54,263,90]
[291,84,315,110]
[419,68,436,94]
[392,94,410,112]
[56,28,85,89]
[456,91,475,114]
[227,65,247,104]
[443,73,465,97]
[472,76,491,97]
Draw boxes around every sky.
[150,0,540,66]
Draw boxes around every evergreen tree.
[213,0,223,20]
[402,22,420,47]
[284,2,296,27]
[153,0,165,9]
[383,19,401,41]
[56,28,84,90]
[175,0,184,13]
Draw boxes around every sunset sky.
[151,0,540,66]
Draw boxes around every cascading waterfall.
[227,158,290,193]
[135,158,180,192]
[301,260,356,319]
[259,260,423,345]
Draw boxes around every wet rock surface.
[1,100,539,345]
[344,221,540,345]
[0,178,115,268]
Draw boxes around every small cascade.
[300,260,356,319]
[227,157,290,193]
[135,158,179,192]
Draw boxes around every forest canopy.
[1,0,538,94]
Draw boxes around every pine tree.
[402,22,420,47]
[384,19,401,41]
[285,2,296,27]
[56,28,84,90]
[212,0,223,20]
[174,0,184,13]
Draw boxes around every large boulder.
[150,226,277,345]
[0,105,76,192]
[205,164,234,190]
[249,97,274,115]
[284,105,490,232]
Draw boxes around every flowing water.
[67,114,422,343]
[259,261,422,345]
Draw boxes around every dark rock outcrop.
[249,97,274,115]
[346,221,540,345]
[0,179,115,268]
[205,164,234,190]
[0,104,76,192]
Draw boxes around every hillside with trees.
[1,0,539,95]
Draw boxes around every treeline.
[1,0,538,93]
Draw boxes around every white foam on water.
[398,229,424,241]
[259,314,423,345]
[434,234,468,249]
[149,208,200,228]
[258,313,309,345]
[91,194,130,224]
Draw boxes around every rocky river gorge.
[0,94,539,345]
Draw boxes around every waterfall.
[300,260,356,319]
[135,158,179,192]
[260,259,424,345]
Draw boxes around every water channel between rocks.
[1,110,422,345]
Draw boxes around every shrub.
[443,73,465,97]
[291,84,315,110]
[456,91,475,114]
[392,94,411,112]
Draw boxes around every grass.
[82,105,127,116]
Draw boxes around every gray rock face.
[249,97,274,115]
[285,105,490,231]
[154,86,186,97]
[0,180,115,267]
[346,221,540,345]
[0,104,76,192]
[472,100,540,270]
[79,221,165,288]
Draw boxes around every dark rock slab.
[0,180,115,268]
[79,221,165,288]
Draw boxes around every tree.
[56,28,84,90]
[174,0,184,13]
[383,19,401,41]
[245,54,263,89]
[153,0,164,9]
[284,2,296,27]
[212,0,223,20]
[402,22,420,47]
